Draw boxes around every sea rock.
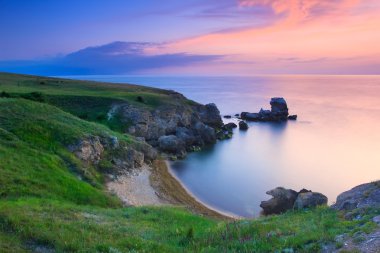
[224,122,238,131]
[331,181,380,211]
[241,112,261,121]
[288,115,297,120]
[223,115,232,119]
[260,187,298,215]
[194,122,216,144]
[270,97,288,114]
[198,103,224,128]
[241,97,293,122]
[294,192,328,209]
[239,121,249,130]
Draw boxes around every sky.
[0,0,380,75]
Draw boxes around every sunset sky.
[1,0,380,75]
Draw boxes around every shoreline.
[149,159,235,220]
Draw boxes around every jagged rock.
[194,122,216,144]
[239,121,248,130]
[68,136,104,164]
[241,97,294,122]
[260,187,298,215]
[158,135,186,158]
[176,127,196,146]
[241,112,261,121]
[198,103,224,128]
[331,181,380,211]
[294,192,328,209]
[224,122,237,131]
[116,99,224,157]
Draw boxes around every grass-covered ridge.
[0,73,378,252]
[0,72,197,132]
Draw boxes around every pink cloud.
[238,0,360,24]
[145,0,380,74]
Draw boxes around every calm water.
[65,75,380,217]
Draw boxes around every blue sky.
[1,0,380,75]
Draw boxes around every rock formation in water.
[260,187,327,215]
[108,92,229,159]
[241,97,297,122]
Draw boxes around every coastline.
[150,159,235,220]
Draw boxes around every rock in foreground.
[260,187,298,215]
[294,192,328,210]
[331,181,380,211]
[260,187,328,215]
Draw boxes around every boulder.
[270,97,288,114]
[194,122,216,144]
[239,121,248,130]
[224,122,237,131]
[158,135,185,154]
[199,103,223,128]
[288,115,297,120]
[176,127,196,146]
[331,181,380,211]
[294,192,328,209]
[260,187,298,215]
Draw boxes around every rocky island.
[241,97,297,122]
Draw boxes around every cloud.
[0,41,223,75]
[237,0,360,23]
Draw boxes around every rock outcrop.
[331,181,380,212]
[260,187,328,215]
[110,95,227,158]
[241,97,297,122]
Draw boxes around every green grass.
[0,73,378,252]
[0,199,376,253]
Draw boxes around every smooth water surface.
[66,75,380,217]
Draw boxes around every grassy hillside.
[0,73,378,252]
[0,72,196,132]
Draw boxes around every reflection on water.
[69,75,380,217]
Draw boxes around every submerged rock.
[239,121,248,130]
[294,192,328,209]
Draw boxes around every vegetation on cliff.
[0,73,378,252]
